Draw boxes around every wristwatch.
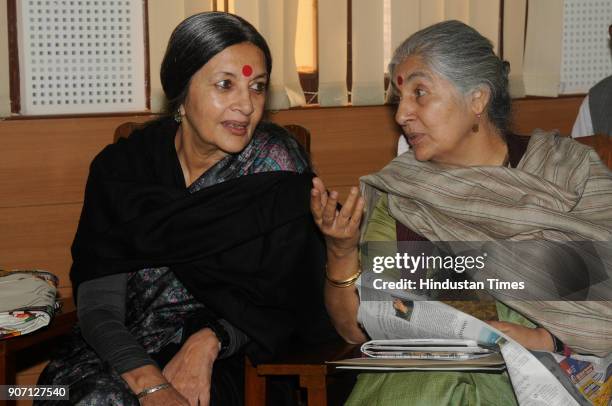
[551,334,571,356]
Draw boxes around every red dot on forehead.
[396,75,403,86]
[242,64,253,77]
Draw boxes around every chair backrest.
[575,134,612,169]
[282,124,311,154]
[114,121,311,154]
[113,121,144,143]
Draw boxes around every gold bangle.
[326,267,362,288]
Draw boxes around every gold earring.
[471,113,481,133]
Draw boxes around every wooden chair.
[244,340,358,406]
[113,120,145,142]
[575,133,612,168]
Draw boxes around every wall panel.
[512,96,583,136]
[0,203,81,295]
[0,115,152,208]
[269,105,399,190]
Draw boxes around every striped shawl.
[360,130,612,356]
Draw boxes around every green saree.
[347,195,521,406]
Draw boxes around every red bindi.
[242,64,253,77]
[396,75,403,86]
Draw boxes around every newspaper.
[361,338,496,359]
[356,275,609,406]
[330,352,507,371]
[332,338,506,371]
[551,352,612,406]
[0,270,58,339]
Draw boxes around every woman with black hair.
[37,12,331,406]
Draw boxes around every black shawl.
[70,118,335,362]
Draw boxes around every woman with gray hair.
[312,20,612,405]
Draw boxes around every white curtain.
[377,0,500,105]
[420,0,444,27]
[318,0,349,106]
[184,0,213,16]
[216,0,231,12]
[351,0,385,106]
[445,0,469,22]
[504,0,527,97]
[389,0,418,57]
[148,0,211,113]
[234,0,306,110]
[148,0,305,112]
[146,0,536,112]
[0,0,9,116]
[388,0,500,52]
[469,0,500,54]
[523,0,564,97]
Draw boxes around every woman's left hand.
[486,321,554,351]
[162,328,220,406]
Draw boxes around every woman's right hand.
[312,177,368,344]
[310,177,365,258]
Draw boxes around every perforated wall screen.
[16,0,147,115]
[560,0,612,94]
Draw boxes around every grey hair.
[389,20,512,132]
